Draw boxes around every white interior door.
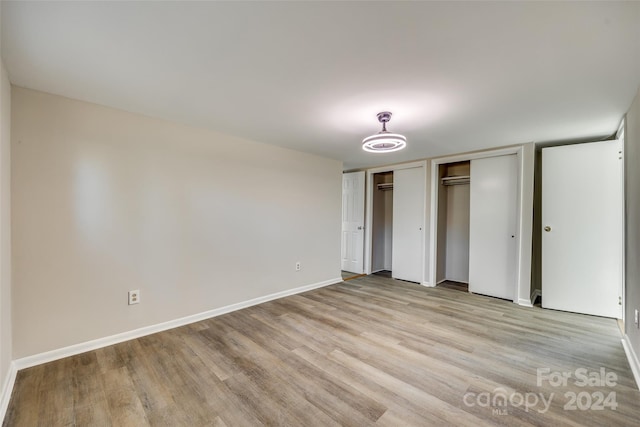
[542,141,622,318]
[469,155,518,300]
[392,167,425,283]
[341,171,365,273]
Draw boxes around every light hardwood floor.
[340,271,365,281]
[4,275,640,426]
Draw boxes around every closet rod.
[377,183,394,191]
[441,175,470,186]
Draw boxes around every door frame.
[428,145,534,305]
[616,120,626,323]
[364,160,428,282]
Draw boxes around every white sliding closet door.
[392,167,425,283]
[469,155,518,300]
[541,141,622,318]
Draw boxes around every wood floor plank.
[227,328,387,425]
[4,275,640,426]
[101,366,150,426]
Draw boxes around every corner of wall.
[623,86,640,388]
[0,57,14,422]
[621,335,640,390]
[0,362,16,422]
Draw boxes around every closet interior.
[371,171,393,274]
[436,161,471,286]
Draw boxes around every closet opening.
[436,161,470,292]
[371,171,393,276]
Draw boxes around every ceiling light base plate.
[377,111,392,123]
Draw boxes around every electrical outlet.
[295,261,301,271]
[635,309,639,328]
[128,290,140,305]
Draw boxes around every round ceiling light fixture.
[362,111,407,153]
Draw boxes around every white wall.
[11,87,342,358]
[624,87,640,363]
[0,52,12,395]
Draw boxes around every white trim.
[518,298,534,308]
[429,145,527,304]
[366,160,427,175]
[436,278,447,285]
[421,281,434,287]
[616,124,626,324]
[0,362,17,422]
[14,277,341,370]
[621,335,640,390]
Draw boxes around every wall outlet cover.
[128,290,140,305]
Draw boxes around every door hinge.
[619,296,622,306]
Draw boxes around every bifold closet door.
[541,141,622,318]
[392,167,424,283]
[469,155,518,300]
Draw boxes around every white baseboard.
[519,289,542,308]
[421,281,434,287]
[517,298,534,307]
[14,277,341,371]
[436,278,447,285]
[0,362,17,423]
[621,334,640,390]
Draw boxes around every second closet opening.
[436,161,470,290]
[371,171,393,276]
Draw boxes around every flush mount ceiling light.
[362,111,407,153]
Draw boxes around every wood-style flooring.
[4,275,640,426]
[340,271,365,281]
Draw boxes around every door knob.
[544,226,551,232]
[357,226,363,230]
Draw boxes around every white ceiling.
[2,1,639,170]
